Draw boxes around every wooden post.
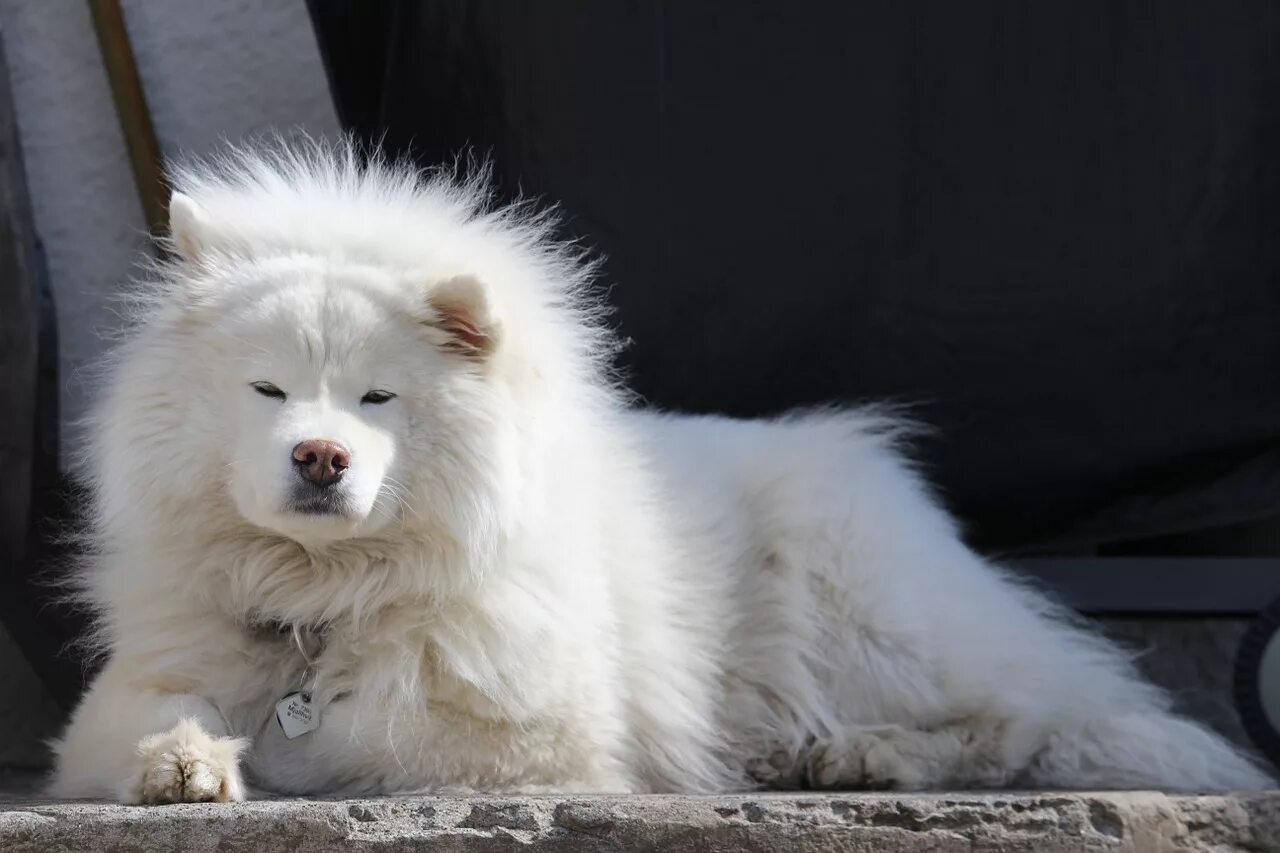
[88,0,168,238]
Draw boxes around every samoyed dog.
[50,140,1268,803]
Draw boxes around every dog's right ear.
[167,192,211,261]
[426,275,503,359]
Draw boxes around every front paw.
[806,727,926,790]
[133,718,248,804]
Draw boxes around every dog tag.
[276,692,320,739]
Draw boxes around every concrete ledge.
[3,785,1279,852]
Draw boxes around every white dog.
[49,140,1269,803]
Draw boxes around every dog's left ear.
[167,192,212,260]
[427,275,502,357]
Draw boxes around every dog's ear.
[167,192,212,260]
[426,275,502,358]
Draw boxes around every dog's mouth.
[286,485,352,517]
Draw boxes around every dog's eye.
[361,389,397,405]
[251,381,287,401]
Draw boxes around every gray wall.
[1,0,338,435]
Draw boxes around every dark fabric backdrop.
[307,1,1280,554]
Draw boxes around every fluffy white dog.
[50,140,1269,803]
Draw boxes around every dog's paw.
[806,727,926,790]
[133,718,248,804]
[745,748,805,788]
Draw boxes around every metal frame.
[1014,557,1280,616]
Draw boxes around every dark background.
[6,1,1280,716]
[308,0,1280,555]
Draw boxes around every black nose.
[292,439,350,488]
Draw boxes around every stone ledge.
[2,783,1277,852]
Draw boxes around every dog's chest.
[243,631,579,794]
[237,592,590,794]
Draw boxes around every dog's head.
[165,191,516,546]
[88,168,577,569]
[85,143,605,613]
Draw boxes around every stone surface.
[2,772,1278,853]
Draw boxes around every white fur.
[49,138,1272,802]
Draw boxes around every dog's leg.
[737,414,1272,791]
[806,719,1023,790]
[133,717,247,804]
[49,659,248,803]
[1023,712,1273,791]
[803,711,1273,792]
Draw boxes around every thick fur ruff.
[50,139,1271,802]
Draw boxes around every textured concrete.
[1,776,1278,853]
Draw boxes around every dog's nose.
[292,439,350,487]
